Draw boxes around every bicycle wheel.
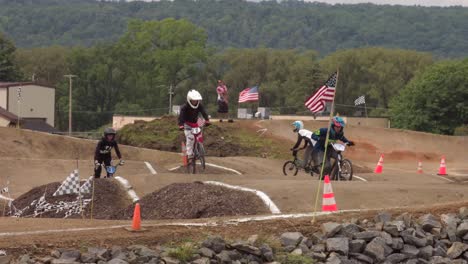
[198,143,206,171]
[340,159,353,181]
[283,161,298,176]
[330,162,339,181]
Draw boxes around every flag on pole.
[354,95,366,106]
[53,170,80,196]
[238,86,259,103]
[305,72,337,113]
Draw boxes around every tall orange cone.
[125,203,145,232]
[417,161,423,174]
[181,142,188,166]
[374,154,384,174]
[322,175,337,212]
[437,156,447,176]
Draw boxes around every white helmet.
[187,89,203,109]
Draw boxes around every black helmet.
[104,127,116,137]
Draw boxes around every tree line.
[0,19,466,135]
[1,0,468,57]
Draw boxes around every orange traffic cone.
[417,161,423,174]
[374,154,384,174]
[322,175,337,212]
[181,142,188,166]
[125,203,145,232]
[437,156,447,176]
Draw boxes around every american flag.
[305,72,337,113]
[238,86,259,103]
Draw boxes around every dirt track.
[0,122,467,249]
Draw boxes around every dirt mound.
[9,179,132,219]
[118,116,289,158]
[117,182,270,219]
[168,164,240,174]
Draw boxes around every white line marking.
[114,176,140,202]
[144,162,157,175]
[0,194,13,202]
[204,181,281,214]
[168,163,242,175]
[353,175,368,182]
[205,163,242,175]
[430,174,455,183]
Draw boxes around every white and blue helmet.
[292,121,304,131]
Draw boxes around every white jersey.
[298,129,316,145]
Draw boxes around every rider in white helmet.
[178,89,211,158]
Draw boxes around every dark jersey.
[178,103,209,126]
[94,138,122,160]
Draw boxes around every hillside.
[1,0,468,56]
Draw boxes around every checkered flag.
[79,176,93,194]
[354,95,366,106]
[53,170,80,196]
[0,187,8,194]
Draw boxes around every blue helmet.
[292,121,304,132]
[331,116,345,128]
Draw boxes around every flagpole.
[364,102,369,126]
[312,70,339,224]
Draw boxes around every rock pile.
[3,208,468,264]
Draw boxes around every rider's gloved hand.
[347,141,355,146]
[204,121,211,127]
[179,125,184,131]
[94,160,100,166]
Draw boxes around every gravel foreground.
[1,207,468,264]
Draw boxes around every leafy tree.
[390,59,468,135]
[0,33,21,81]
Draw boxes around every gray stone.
[280,232,304,247]
[391,238,404,251]
[322,222,343,238]
[311,243,326,252]
[191,258,210,264]
[396,213,413,228]
[364,237,392,262]
[107,259,129,264]
[60,250,81,261]
[402,233,428,247]
[97,261,106,264]
[50,260,80,264]
[349,253,373,264]
[380,231,393,245]
[327,253,348,264]
[216,250,234,263]
[383,225,400,237]
[464,251,468,260]
[460,207,468,219]
[354,231,382,242]
[457,222,468,237]
[452,260,468,264]
[0,256,12,264]
[349,239,366,253]
[419,214,442,232]
[291,248,303,256]
[441,214,460,226]
[199,248,214,258]
[375,212,392,223]
[247,235,258,245]
[402,244,420,258]
[418,246,433,260]
[38,257,54,264]
[326,237,349,255]
[299,241,311,254]
[88,248,110,261]
[384,253,408,264]
[429,256,452,264]
[341,223,363,238]
[433,246,447,257]
[80,253,97,263]
[201,236,226,253]
[447,242,468,259]
[161,257,180,264]
[231,242,261,256]
[308,252,327,262]
[51,250,61,259]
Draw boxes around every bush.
[454,125,468,136]
[168,243,196,262]
[277,254,314,264]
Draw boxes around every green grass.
[167,243,197,262]
[277,254,315,264]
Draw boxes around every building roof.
[0,82,55,89]
[0,106,18,121]
[20,118,58,133]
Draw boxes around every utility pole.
[169,84,174,115]
[64,75,77,135]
